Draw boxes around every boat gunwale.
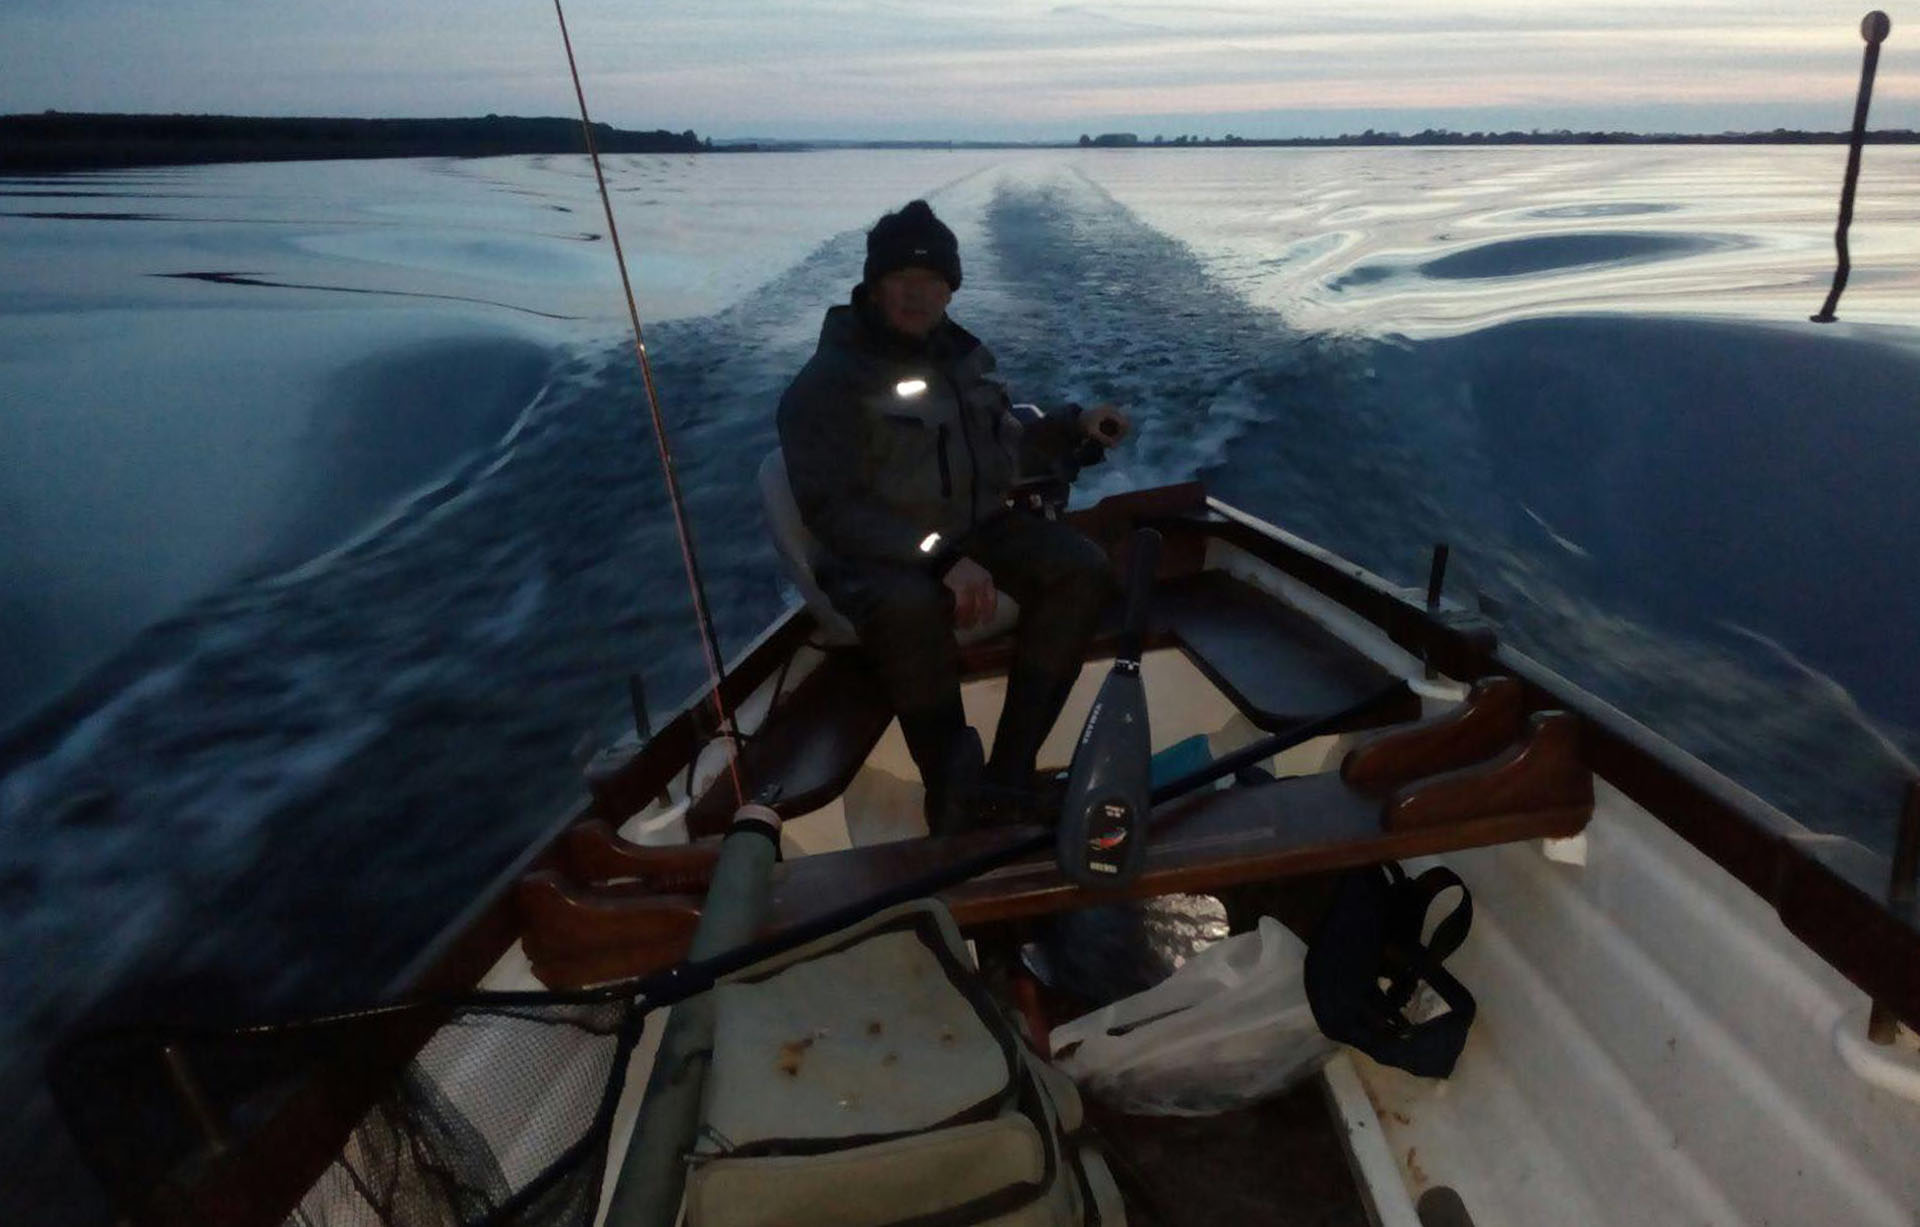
[107,483,1913,1227]
[1198,495,1919,1033]
[386,602,816,997]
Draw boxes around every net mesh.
[50,993,641,1227]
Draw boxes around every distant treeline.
[0,113,719,172]
[1077,128,1920,148]
[10,114,1915,171]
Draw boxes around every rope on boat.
[1812,11,1892,323]
[552,0,745,808]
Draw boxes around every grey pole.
[603,803,782,1227]
[1811,11,1892,323]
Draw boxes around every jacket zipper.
[942,373,981,527]
[936,423,953,499]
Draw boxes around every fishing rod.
[551,0,745,808]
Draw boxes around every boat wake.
[1519,504,1593,559]
[1720,621,1920,778]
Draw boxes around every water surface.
[3,145,1918,1223]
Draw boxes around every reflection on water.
[1416,231,1727,279]
[155,269,584,319]
[1328,231,1729,288]
[1079,145,1920,336]
[1525,201,1682,219]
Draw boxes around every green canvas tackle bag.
[685,900,1124,1227]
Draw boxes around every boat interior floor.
[1084,1091,1370,1227]
[1001,915,1370,1227]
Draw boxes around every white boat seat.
[758,448,1019,648]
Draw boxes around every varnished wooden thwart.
[1383,711,1591,831]
[563,819,722,891]
[1341,676,1524,791]
[516,869,704,987]
[773,771,1591,931]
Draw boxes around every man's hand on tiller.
[943,557,997,629]
[1080,403,1131,447]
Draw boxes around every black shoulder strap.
[1406,866,1473,966]
[1305,861,1480,1080]
[1377,864,1472,1010]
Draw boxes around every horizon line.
[8,109,1919,145]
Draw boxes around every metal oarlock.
[1424,542,1450,680]
[1426,543,1450,614]
[628,672,651,740]
[1866,777,1919,1043]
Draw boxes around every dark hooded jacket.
[777,288,1086,567]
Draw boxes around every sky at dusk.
[3,1,1917,140]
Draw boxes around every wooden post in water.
[1812,11,1891,323]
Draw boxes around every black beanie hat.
[863,200,962,290]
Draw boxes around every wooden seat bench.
[1151,570,1417,732]
[680,650,894,835]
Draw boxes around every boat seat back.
[758,449,1018,648]
[759,448,860,645]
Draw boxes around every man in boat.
[778,199,1129,832]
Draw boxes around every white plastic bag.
[1047,916,1334,1115]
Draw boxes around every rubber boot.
[981,665,1078,824]
[897,697,980,834]
[934,728,984,836]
